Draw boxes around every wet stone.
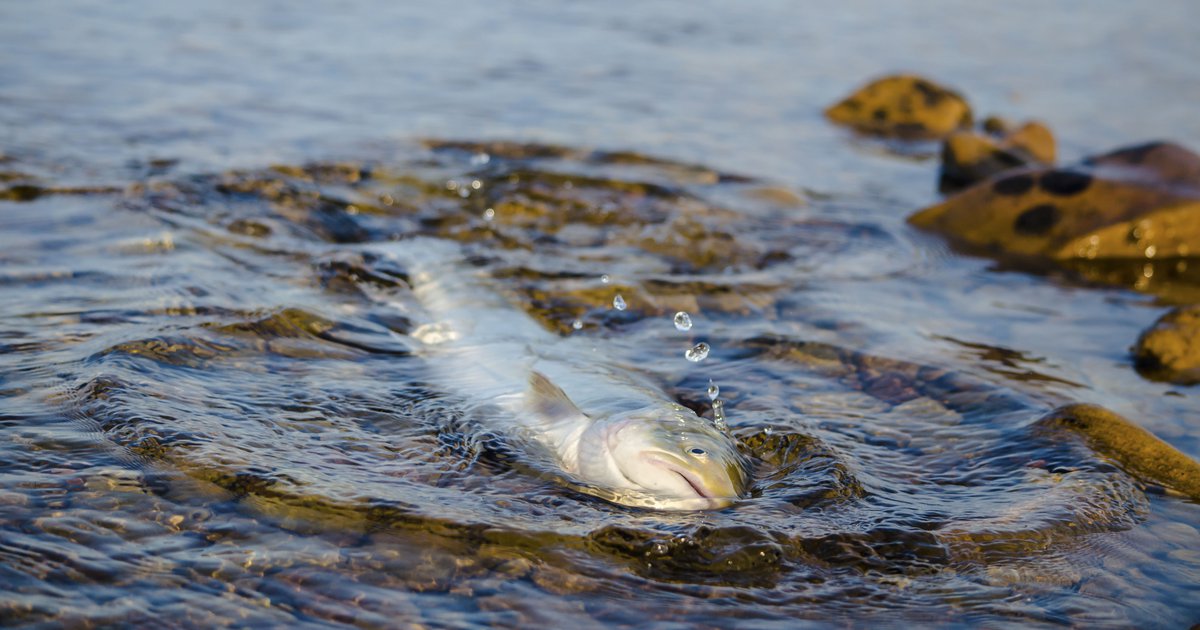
[1133,305,1200,385]
[910,140,1200,299]
[100,335,238,369]
[426,139,580,161]
[268,162,370,185]
[530,563,596,595]
[1,183,47,201]
[1035,403,1200,500]
[825,74,973,139]
[939,121,1056,192]
[226,218,272,237]
[982,115,1011,135]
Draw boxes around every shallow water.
[3,2,1200,628]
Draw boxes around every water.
[685,342,711,363]
[674,311,693,332]
[2,2,1200,628]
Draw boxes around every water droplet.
[712,400,727,432]
[1142,263,1154,278]
[612,294,627,311]
[482,207,495,221]
[673,311,693,332]
[572,319,583,330]
[1145,244,1157,258]
[707,380,719,400]
[445,180,459,191]
[470,179,482,190]
[458,187,470,198]
[600,274,610,284]
[685,342,710,362]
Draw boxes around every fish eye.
[688,447,707,456]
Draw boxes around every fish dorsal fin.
[527,371,586,425]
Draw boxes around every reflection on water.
[1,143,1196,627]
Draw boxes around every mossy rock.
[825,74,973,139]
[1036,404,1200,500]
[910,141,1200,261]
[1133,306,1200,385]
[939,121,1056,191]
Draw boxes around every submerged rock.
[825,74,973,139]
[909,141,1200,263]
[939,121,1056,191]
[1133,306,1200,385]
[1036,404,1200,501]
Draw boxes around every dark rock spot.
[872,108,889,122]
[892,122,928,137]
[992,174,1035,196]
[1039,170,1093,196]
[1014,204,1060,235]
[982,116,1010,135]
[912,79,944,107]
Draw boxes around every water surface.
[2,2,1199,628]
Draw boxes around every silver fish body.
[370,238,750,510]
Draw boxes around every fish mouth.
[675,470,712,499]
[642,453,731,501]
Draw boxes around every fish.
[367,237,751,510]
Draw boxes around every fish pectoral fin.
[527,371,586,424]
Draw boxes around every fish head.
[586,404,751,510]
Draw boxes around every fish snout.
[641,452,746,506]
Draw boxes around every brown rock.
[981,115,1011,135]
[910,141,1200,260]
[825,74,973,139]
[1007,121,1056,164]
[939,121,1056,192]
[1133,306,1200,385]
[1036,404,1200,500]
